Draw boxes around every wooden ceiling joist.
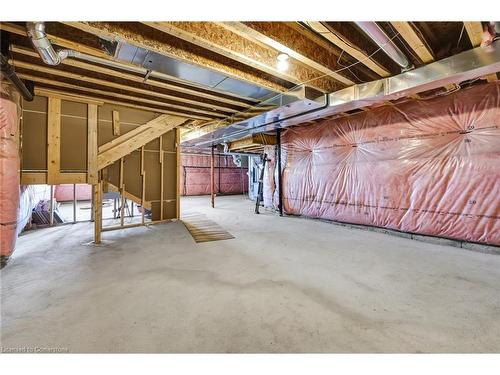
[11,50,245,114]
[35,87,211,120]
[62,22,292,93]
[305,22,392,78]
[229,134,276,151]
[464,22,497,82]
[18,73,224,119]
[217,22,356,86]
[142,22,341,92]
[10,45,255,110]
[0,22,110,59]
[390,22,435,64]
[11,59,235,118]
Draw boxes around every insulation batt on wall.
[272,82,500,246]
[180,153,248,196]
[0,85,20,259]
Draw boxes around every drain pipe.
[1,54,33,101]
[355,22,412,71]
[26,22,80,65]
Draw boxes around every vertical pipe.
[159,136,164,221]
[73,183,77,223]
[49,185,54,225]
[141,171,146,225]
[211,146,215,208]
[277,128,283,217]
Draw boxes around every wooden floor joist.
[11,60,231,119]
[62,21,291,93]
[305,21,391,77]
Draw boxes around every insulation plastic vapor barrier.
[0,85,20,258]
[273,82,500,245]
[180,153,248,196]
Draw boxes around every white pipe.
[355,22,412,70]
[26,22,80,65]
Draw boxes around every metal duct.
[26,22,79,65]
[355,21,412,70]
[185,40,500,147]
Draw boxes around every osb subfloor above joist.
[62,22,294,93]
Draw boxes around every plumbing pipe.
[355,21,412,70]
[1,54,33,101]
[26,22,80,65]
[276,128,283,217]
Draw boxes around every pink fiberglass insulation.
[0,86,20,258]
[54,184,92,201]
[280,82,500,245]
[180,153,248,196]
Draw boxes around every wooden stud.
[47,97,61,184]
[93,179,102,244]
[73,183,77,223]
[87,104,99,184]
[175,127,180,219]
[159,136,164,221]
[90,185,95,222]
[120,158,125,227]
[112,110,121,136]
[49,185,54,226]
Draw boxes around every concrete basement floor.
[1,195,500,353]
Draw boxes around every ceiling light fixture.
[276,53,289,72]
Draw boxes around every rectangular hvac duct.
[186,40,500,147]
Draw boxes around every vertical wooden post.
[93,178,102,244]
[90,185,95,222]
[119,157,125,227]
[175,128,180,219]
[211,146,215,208]
[87,104,98,184]
[73,183,77,223]
[49,185,54,226]
[112,110,120,136]
[159,136,164,221]
[47,97,61,184]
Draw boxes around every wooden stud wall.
[20,93,182,243]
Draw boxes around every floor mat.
[182,213,234,243]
